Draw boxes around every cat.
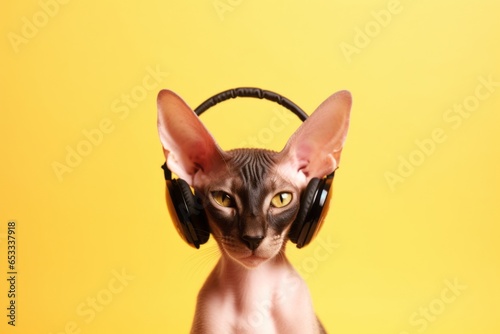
[157,89,351,334]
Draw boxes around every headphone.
[161,87,335,249]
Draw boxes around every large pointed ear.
[157,90,225,185]
[278,90,352,184]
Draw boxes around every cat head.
[157,89,351,268]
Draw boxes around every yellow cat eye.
[271,192,293,208]
[212,191,235,208]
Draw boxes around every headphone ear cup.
[176,179,210,247]
[289,178,321,246]
[290,176,333,249]
[165,178,209,249]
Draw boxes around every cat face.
[196,149,302,268]
[157,89,351,268]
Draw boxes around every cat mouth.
[218,235,284,268]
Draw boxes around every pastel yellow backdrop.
[1,1,499,333]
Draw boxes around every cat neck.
[212,250,296,292]
[199,248,309,320]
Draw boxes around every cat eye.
[271,192,293,208]
[212,191,235,208]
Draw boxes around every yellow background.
[1,1,499,333]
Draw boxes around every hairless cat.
[157,89,352,333]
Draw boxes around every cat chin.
[226,247,283,269]
[236,254,271,269]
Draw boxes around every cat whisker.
[217,149,233,176]
[276,248,288,263]
[183,242,220,280]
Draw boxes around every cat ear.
[278,90,352,183]
[157,90,225,184]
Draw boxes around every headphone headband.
[194,87,308,121]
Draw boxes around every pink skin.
[157,89,351,334]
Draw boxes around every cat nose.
[241,235,264,251]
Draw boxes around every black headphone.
[161,87,335,249]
